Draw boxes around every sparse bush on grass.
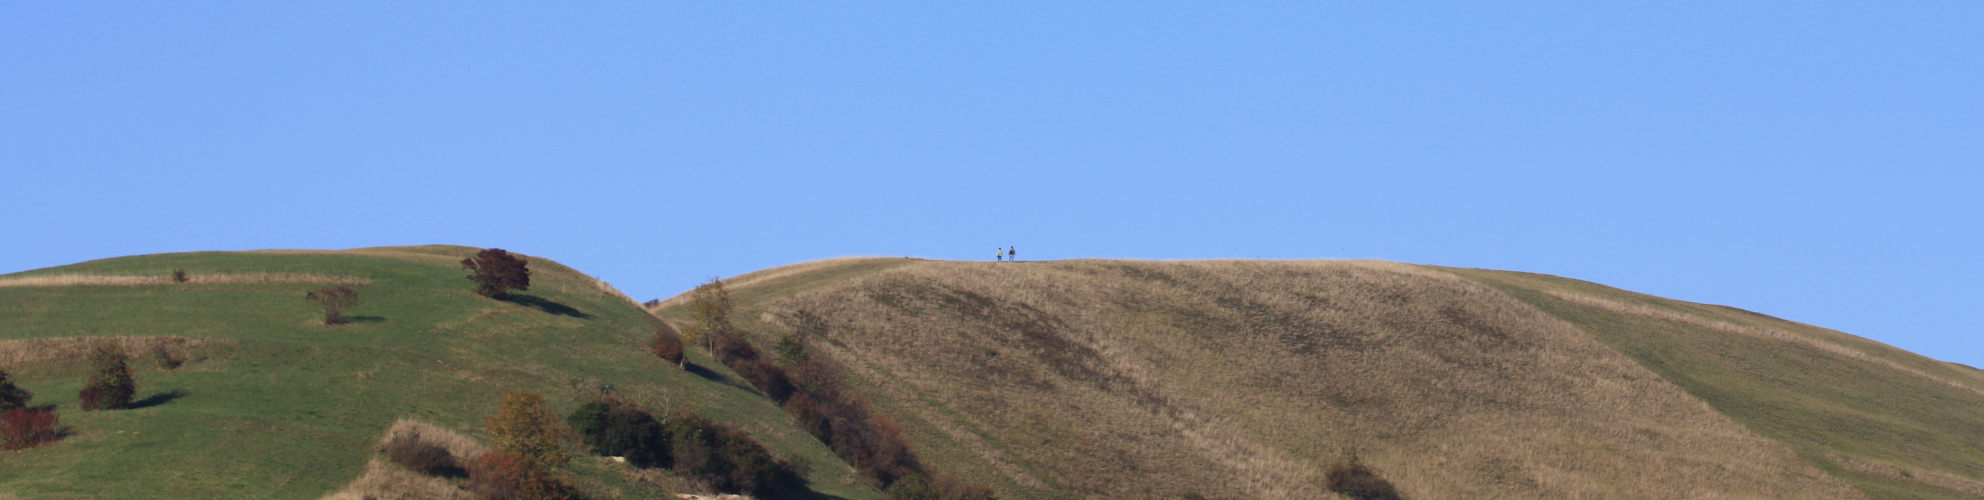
[170,268,187,283]
[463,248,532,299]
[306,286,362,325]
[663,412,807,498]
[79,343,136,411]
[381,429,467,478]
[566,399,671,469]
[1,407,60,450]
[0,368,31,410]
[649,329,685,368]
[151,344,187,370]
[1326,458,1401,500]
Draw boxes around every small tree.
[80,343,137,411]
[305,286,361,325]
[487,390,571,471]
[463,248,531,299]
[0,368,31,411]
[683,278,736,355]
[170,268,188,283]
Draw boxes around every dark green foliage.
[1326,458,1401,500]
[462,248,531,298]
[0,368,31,410]
[305,286,361,325]
[666,413,807,497]
[567,400,671,468]
[80,344,137,411]
[380,430,466,478]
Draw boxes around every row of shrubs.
[1,344,148,451]
[566,397,807,497]
[667,279,995,499]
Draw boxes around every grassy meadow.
[0,246,877,499]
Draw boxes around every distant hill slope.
[0,246,877,499]
[668,258,1982,499]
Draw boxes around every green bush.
[79,344,136,411]
[567,400,671,468]
[0,368,32,410]
[666,413,806,497]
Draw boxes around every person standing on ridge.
[1009,246,1016,262]
[996,247,1003,262]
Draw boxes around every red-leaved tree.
[462,248,531,299]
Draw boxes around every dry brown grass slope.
[674,258,1858,499]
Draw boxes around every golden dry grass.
[0,335,222,367]
[711,259,1859,499]
[0,272,372,288]
[322,419,488,500]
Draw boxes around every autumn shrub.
[566,399,670,468]
[781,368,918,485]
[380,429,466,478]
[1326,458,1401,500]
[80,344,137,411]
[170,268,188,283]
[0,369,31,410]
[650,329,685,367]
[487,391,572,470]
[466,450,576,500]
[1,407,60,450]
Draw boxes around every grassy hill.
[7,249,1977,499]
[0,246,878,499]
[661,258,1982,499]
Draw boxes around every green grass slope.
[0,246,877,499]
[1448,268,1984,499]
[664,258,1872,499]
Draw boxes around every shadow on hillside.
[130,389,187,409]
[503,294,589,319]
[683,362,724,382]
[344,315,386,324]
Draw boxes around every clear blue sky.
[4,3,1978,367]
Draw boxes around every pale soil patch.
[323,419,488,500]
[0,273,371,288]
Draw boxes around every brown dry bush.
[466,449,577,500]
[650,329,686,367]
[0,407,60,450]
[463,248,532,299]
